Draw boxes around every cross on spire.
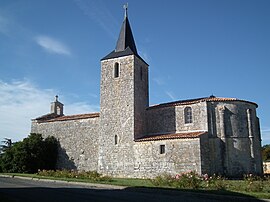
[102,2,147,62]
[123,3,128,18]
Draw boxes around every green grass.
[104,177,153,187]
[1,173,152,187]
[1,173,270,199]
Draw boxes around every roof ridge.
[60,112,100,118]
[148,96,257,110]
[35,112,100,123]
[136,131,207,142]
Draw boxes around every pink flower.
[203,174,209,180]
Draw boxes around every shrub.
[202,174,226,190]
[244,174,264,192]
[173,171,202,189]
[152,171,202,189]
[151,173,174,187]
[152,172,228,190]
[37,170,112,182]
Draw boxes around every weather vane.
[123,3,128,18]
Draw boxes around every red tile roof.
[34,96,257,123]
[135,131,207,142]
[34,113,60,121]
[148,96,257,110]
[35,113,100,123]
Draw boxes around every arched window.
[57,106,61,115]
[114,135,118,145]
[114,62,119,78]
[184,107,193,124]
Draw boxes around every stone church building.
[31,9,263,178]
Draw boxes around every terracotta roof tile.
[34,113,60,121]
[135,131,207,142]
[36,113,100,123]
[148,96,257,110]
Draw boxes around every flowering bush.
[173,171,202,189]
[152,171,202,189]
[151,173,175,187]
[202,173,226,190]
[244,174,263,192]
[152,171,227,190]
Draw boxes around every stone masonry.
[31,9,263,178]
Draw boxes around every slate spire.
[102,4,145,61]
[115,5,138,54]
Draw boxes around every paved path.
[0,176,266,202]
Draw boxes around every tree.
[262,144,270,161]
[0,134,58,173]
[0,138,13,153]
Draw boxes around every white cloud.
[0,80,99,142]
[152,78,165,86]
[0,80,54,142]
[35,35,71,55]
[65,102,99,115]
[165,91,176,101]
[74,0,118,39]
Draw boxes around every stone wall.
[175,102,208,132]
[31,117,100,171]
[147,106,176,135]
[147,102,208,135]
[207,138,224,175]
[133,138,202,178]
[207,101,263,176]
[30,98,263,178]
[200,134,211,174]
[134,56,149,138]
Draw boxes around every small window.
[184,107,193,124]
[114,62,119,78]
[160,145,165,154]
[114,135,118,145]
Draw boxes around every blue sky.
[0,0,270,145]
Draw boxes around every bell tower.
[50,95,64,116]
[98,5,149,176]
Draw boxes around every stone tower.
[98,7,149,176]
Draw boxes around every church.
[31,8,263,178]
